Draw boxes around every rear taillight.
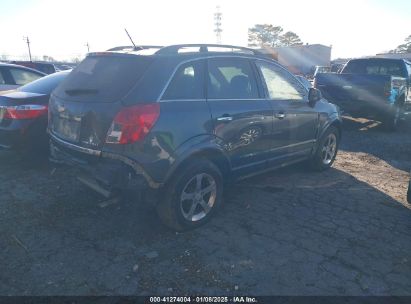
[106,103,160,144]
[1,104,48,120]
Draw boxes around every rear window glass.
[18,71,69,94]
[343,60,405,77]
[55,55,153,102]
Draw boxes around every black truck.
[315,58,411,129]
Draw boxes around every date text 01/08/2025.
[149,296,258,303]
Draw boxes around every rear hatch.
[50,53,153,149]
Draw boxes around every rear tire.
[383,104,402,131]
[309,126,340,171]
[156,159,223,231]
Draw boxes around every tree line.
[390,35,411,53]
[248,24,303,48]
[248,25,411,56]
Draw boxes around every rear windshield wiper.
[65,88,99,96]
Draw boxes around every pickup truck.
[315,58,411,129]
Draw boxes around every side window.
[257,61,306,101]
[207,58,259,99]
[162,60,205,100]
[9,68,42,85]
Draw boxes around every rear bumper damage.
[49,133,162,199]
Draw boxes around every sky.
[0,0,410,61]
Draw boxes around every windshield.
[54,55,153,102]
[18,71,69,94]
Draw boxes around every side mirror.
[308,88,322,107]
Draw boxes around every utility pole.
[23,36,32,61]
[214,6,222,44]
[85,42,90,53]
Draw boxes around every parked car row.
[2,45,411,229]
[11,61,58,75]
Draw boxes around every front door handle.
[274,112,286,119]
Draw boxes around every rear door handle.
[217,116,233,121]
[274,112,286,119]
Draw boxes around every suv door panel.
[206,58,273,175]
[255,60,318,162]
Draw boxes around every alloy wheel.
[180,173,217,222]
[321,133,337,165]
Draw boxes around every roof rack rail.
[155,44,262,55]
[106,45,163,52]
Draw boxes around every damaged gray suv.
[49,44,342,231]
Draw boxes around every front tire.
[309,126,340,171]
[156,159,223,231]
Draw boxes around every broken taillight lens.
[106,103,160,144]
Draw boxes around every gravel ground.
[0,115,410,296]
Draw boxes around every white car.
[0,63,46,92]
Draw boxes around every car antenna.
[124,28,137,49]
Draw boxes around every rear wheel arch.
[164,147,231,186]
[318,119,342,142]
